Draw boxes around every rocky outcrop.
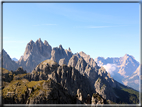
[59,58,67,66]
[13,67,27,75]
[18,38,52,72]
[71,56,117,102]
[1,68,13,83]
[51,45,73,64]
[79,51,98,68]
[91,93,107,104]
[28,60,95,98]
[2,79,76,104]
[94,77,117,102]
[2,59,139,104]
[76,89,83,104]
[68,55,79,68]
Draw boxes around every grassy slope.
[113,85,139,104]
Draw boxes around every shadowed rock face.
[28,59,95,98]
[68,56,117,102]
[51,45,73,65]
[68,55,79,68]
[0,49,19,71]
[18,38,52,72]
[2,59,139,104]
[2,59,95,104]
[2,79,76,104]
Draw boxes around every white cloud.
[122,80,128,86]
[103,63,117,75]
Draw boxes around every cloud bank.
[103,63,117,75]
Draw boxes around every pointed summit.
[36,38,43,44]
[44,40,49,46]
[29,40,34,43]
[38,38,41,41]
[59,44,63,49]
[68,47,71,52]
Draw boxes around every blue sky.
[3,3,140,62]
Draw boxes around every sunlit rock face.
[18,38,52,72]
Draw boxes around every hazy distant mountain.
[122,64,141,91]
[0,49,19,71]
[94,54,140,91]
[18,38,52,72]
[12,58,18,62]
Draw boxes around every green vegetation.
[41,59,58,66]
[2,79,52,100]
[13,73,27,80]
[0,68,12,74]
[113,86,139,104]
[1,68,13,82]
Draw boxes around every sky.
[3,3,140,62]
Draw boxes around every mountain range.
[95,55,140,91]
[0,38,140,104]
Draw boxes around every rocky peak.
[59,44,63,49]
[13,66,27,75]
[68,55,79,68]
[51,45,72,64]
[37,38,42,43]
[18,39,52,72]
[75,57,87,74]
[44,40,49,46]
[68,47,71,52]
[35,38,44,46]
[29,40,34,44]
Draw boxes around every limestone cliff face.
[59,58,67,66]
[79,51,98,68]
[68,55,117,102]
[94,77,117,102]
[51,45,73,64]
[2,59,139,104]
[0,49,19,71]
[18,38,52,72]
[68,55,79,68]
[29,59,95,98]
